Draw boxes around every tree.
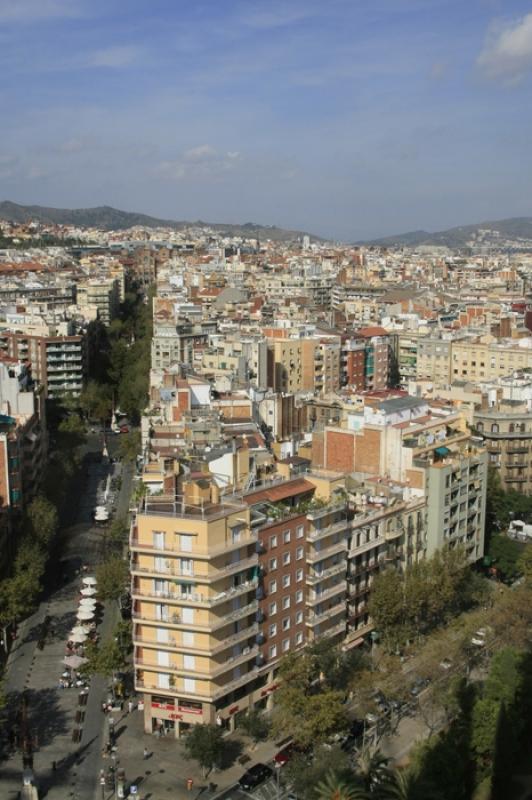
[272,685,348,748]
[238,709,270,746]
[118,430,141,463]
[107,516,129,551]
[82,638,128,698]
[80,380,113,423]
[355,747,390,793]
[286,745,358,800]
[57,414,87,448]
[25,495,58,547]
[487,534,521,582]
[182,723,225,777]
[516,544,532,584]
[96,556,129,607]
[316,771,366,800]
[367,568,406,649]
[0,570,42,651]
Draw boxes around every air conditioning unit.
[242,647,251,655]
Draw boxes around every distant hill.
[0,201,319,242]
[359,217,532,248]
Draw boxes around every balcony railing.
[212,667,260,700]
[306,580,347,606]
[130,533,257,559]
[306,600,346,627]
[132,579,258,608]
[306,500,347,521]
[306,562,346,584]
[131,554,258,582]
[306,541,347,564]
[307,518,350,542]
[132,600,258,631]
[135,646,259,679]
[134,623,259,656]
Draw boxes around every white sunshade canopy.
[82,576,97,586]
[77,609,95,621]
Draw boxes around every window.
[269,645,277,659]
[183,678,196,693]
[182,607,194,624]
[269,579,277,594]
[180,534,193,552]
[296,525,304,539]
[157,673,170,689]
[282,638,290,652]
[269,557,277,571]
[182,631,195,646]
[491,423,499,433]
[282,596,290,610]
[296,546,304,560]
[296,610,304,624]
[283,530,291,544]
[282,575,291,589]
[296,589,303,603]
[296,631,304,645]
[296,568,304,582]
[183,654,195,669]
[269,601,277,615]
[282,552,291,566]
[282,617,290,631]
[269,623,277,637]
[270,535,278,548]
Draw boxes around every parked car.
[471,628,488,647]
[238,763,274,790]
[274,743,303,766]
[410,677,430,697]
[440,658,453,670]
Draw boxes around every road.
[0,431,134,800]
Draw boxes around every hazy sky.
[1,0,532,240]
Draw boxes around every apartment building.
[318,396,487,563]
[451,337,532,382]
[0,359,47,568]
[346,485,427,643]
[416,336,453,383]
[131,482,263,737]
[475,403,532,493]
[0,330,87,397]
[266,336,341,395]
[77,277,120,324]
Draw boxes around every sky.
[1,0,532,240]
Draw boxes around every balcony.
[307,580,347,606]
[306,500,347,521]
[306,562,346,584]
[132,579,258,608]
[349,536,385,557]
[212,667,260,700]
[132,600,258,632]
[135,646,259,680]
[306,600,346,627]
[131,554,258,582]
[306,541,347,565]
[134,624,259,657]
[130,533,257,560]
[307,518,350,542]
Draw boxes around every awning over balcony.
[435,446,450,457]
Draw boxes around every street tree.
[315,771,365,800]
[0,570,41,651]
[516,544,532,584]
[238,709,270,746]
[182,723,225,777]
[96,556,129,607]
[82,638,128,698]
[25,495,58,547]
[367,568,406,649]
[286,745,357,800]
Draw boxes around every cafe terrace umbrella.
[63,654,88,669]
[82,576,97,586]
[80,587,97,597]
[77,609,95,621]
[71,625,90,636]
[79,598,97,608]
[68,631,88,644]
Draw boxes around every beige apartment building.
[131,483,263,737]
[451,338,532,383]
[266,336,340,395]
[475,402,532,493]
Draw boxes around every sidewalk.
[100,709,279,800]
[0,449,133,800]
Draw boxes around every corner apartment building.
[341,328,391,391]
[318,396,487,563]
[266,335,341,395]
[475,402,532,493]
[77,277,120,324]
[131,482,263,737]
[0,330,87,398]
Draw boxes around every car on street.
[410,677,430,697]
[238,763,274,790]
[471,628,488,647]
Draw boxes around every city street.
[0,432,133,800]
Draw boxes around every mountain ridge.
[358,216,532,248]
[0,201,320,242]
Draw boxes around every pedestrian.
[128,700,134,714]
[52,761,57,772]
[143,746,148,760]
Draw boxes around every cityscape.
[1,3,532,800]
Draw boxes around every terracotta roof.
[243,478,315,506]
